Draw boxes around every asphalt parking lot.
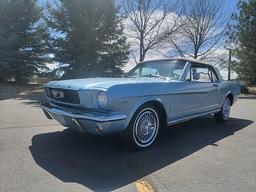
[0,96,256,192]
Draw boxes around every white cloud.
[122,10,238,80]
[123,11,180,72]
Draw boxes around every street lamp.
[225,43,235,81]
[228,49,232,81]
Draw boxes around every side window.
[185,64,219,83]
[190,65,212,82]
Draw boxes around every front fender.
[123,96,167,129]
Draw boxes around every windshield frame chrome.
[179,62,191,81]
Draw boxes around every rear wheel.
[121,104,161,150]
[214,97,231,122]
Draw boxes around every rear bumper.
[41,101,127,135]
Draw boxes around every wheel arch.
[224,91,234,106]
[125,98,168,129]
[220,91,234,107]
[226,92,234,106]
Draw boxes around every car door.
[183,63,220,115]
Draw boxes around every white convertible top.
[140,57,210,65]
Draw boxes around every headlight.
[97,91,108,108]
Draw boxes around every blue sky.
[39,0,239,21]
[223,0,238,18]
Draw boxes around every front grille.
[45,87,80,104]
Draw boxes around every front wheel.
[121,104,160,150]
[214,97,231,122]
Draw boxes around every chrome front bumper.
[41,101,127,135]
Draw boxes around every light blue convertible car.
[41,58,240,150]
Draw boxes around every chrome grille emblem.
[51,89,64,99]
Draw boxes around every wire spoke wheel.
[214,96,232,122]
[222,98,231,120]
[133,108,159,147]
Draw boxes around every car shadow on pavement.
[29,117,253,192]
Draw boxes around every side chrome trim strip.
[167,109,221,126]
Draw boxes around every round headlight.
[97,91,108,108]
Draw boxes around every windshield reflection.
[126,60,186,80]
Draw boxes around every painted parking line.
[135,179,155,192]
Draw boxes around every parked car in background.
[41,58,241,150]
[231,80,248,94]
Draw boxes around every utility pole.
[228,49,231,81]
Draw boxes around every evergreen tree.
[46,0,129,78]
[0,0,48,83]
[228,0,256,85]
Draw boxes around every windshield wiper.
[142,74,167,80]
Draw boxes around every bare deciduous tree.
[122,0,181,62]
[171,0,226,59]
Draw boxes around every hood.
[46,77,170,90]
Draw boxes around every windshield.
[127,60,186,80]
